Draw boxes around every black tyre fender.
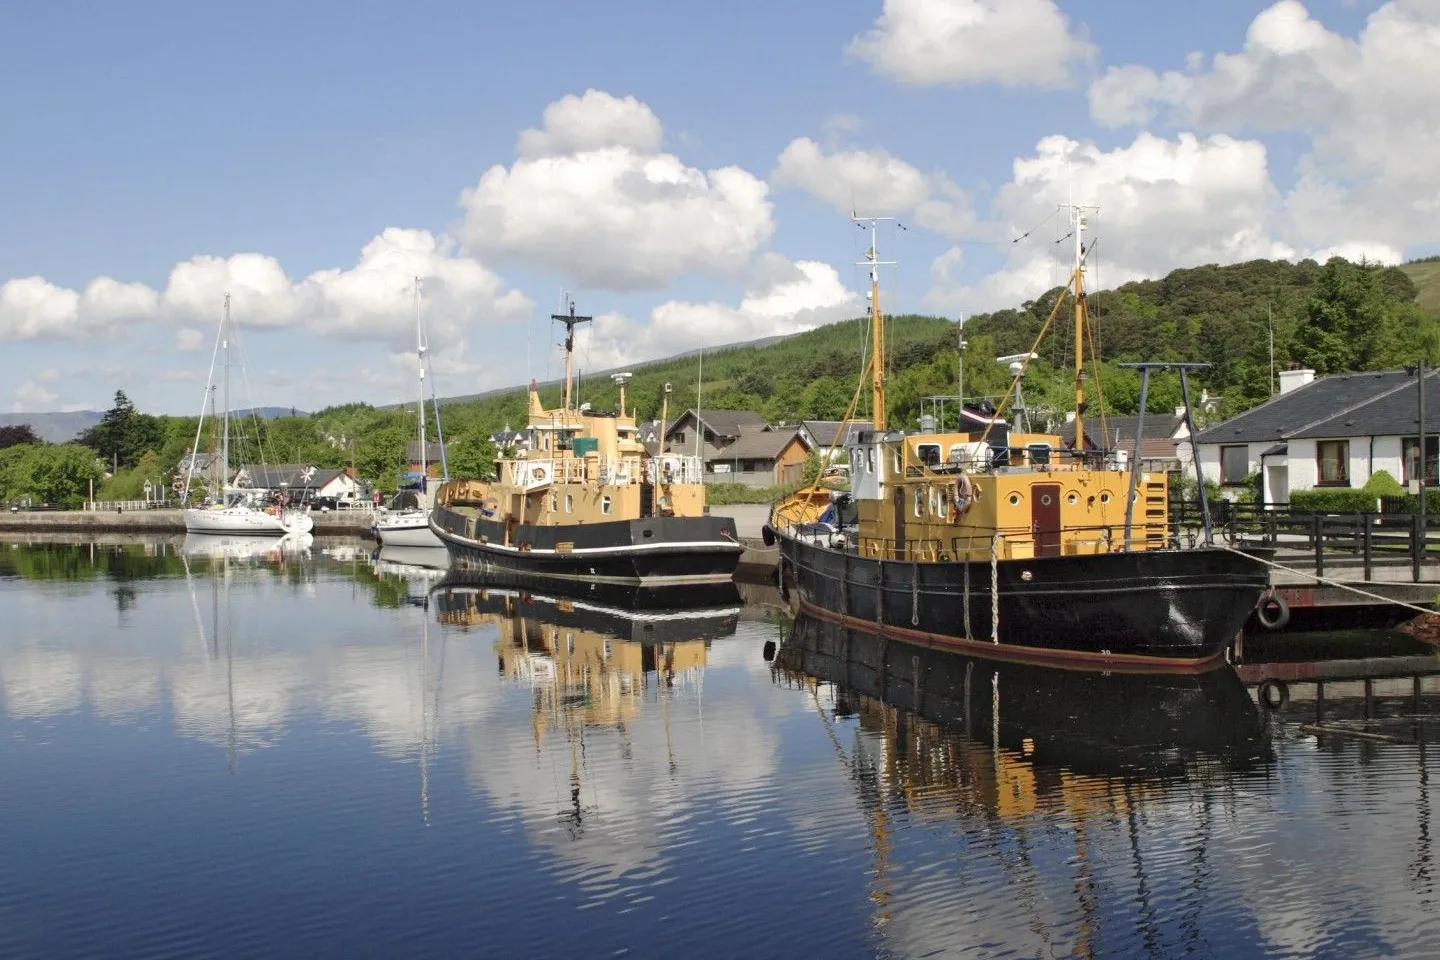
[761,524,776,547]
[1259,678,1290,710]
[1256,593,1290,631]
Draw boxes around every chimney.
[1278,368,1316,394]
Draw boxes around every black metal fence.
[1171,499,1438,582]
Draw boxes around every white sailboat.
[376,277,447,548]
[182,294,315,536]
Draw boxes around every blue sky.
[0,0,1423,415]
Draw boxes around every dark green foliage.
[0,424,40,449]
[79,391,165,470]
[1289,489,1379,514]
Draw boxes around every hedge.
[1289,489,1380,514]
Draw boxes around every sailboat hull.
[183,507,314,536]
[375,511,443,548]
[431,507,744,586]
[777,535,1272,669]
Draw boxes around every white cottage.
[1193,367,1437,504]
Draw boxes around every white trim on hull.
[184,506,314,536]
[375,511,443,548]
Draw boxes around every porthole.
[1007,492,1022,506]
[1099,492,1112,505]
[1066,492,1079,505]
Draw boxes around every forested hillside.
[3,254,1437,505]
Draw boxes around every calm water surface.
[1,537,1437,959]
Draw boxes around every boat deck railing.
[855,522,1169,562]
[497,455,703,488]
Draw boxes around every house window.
[1316,440,1350,486]
[674,431,685,445]
[1220,445,1249,486]
[601,495,612,515]
[1402,436,1439,486]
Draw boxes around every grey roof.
[1260,443,1288,457]
[802,419,873,448]
[666,408,766,440]
[406,439,447,462]
[1089,413,1186,444]
[1289,370,1440,439]
[708,426,807,463]
[1193,371,1411,445]
[236,464,346,490]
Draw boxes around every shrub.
[1362,469,1406,497]
[1289,489,1379,514]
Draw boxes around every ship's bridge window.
[990,446,1011,468]
[1028,443,1052,465]
[916,443,941,467]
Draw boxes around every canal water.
[2,537,1437,959]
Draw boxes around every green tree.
[448,432,498,480]
[80,390,164,470]
[0,444,104,508]
[0,424,41,449]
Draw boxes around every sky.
[0,0,1431,416]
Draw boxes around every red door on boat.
[1033,483,1062,558]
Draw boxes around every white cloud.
[848,0,1096,89]
[11,379,59,413]
[926,131,1294,314]
[0,275,159,342]
[1087,0,1440,257]
[174,327,206,352]
[1,229,531,349]
[515,88,663,159]
[772,137,977,238]
[578,254,860,368]
[458,93,774,291]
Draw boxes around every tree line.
[3,255,1435,506]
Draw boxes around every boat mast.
[414,277,427,488]
[221,293,231,497]
[553,298,593,413]
[854,215,896,431]
[1072,206,1087,449]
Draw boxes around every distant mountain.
[234,407,306,420]
[0,411,102,444]
[0,406,300,445]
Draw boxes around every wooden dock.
[0,508,376,538]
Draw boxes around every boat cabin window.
[990,446,1010,468]
[867,449,875,474]
[913,487,924,517]
[565,494,573,513]
[937,487,950,520]
[893,450,902,475]
[1028,443,1052,465]
[916,443,941,467]
[601,495,612,515]
[550,494,558,513]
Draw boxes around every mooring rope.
[1220,544,1438,618]
[991,533,1002,644]
[963,554,973,641]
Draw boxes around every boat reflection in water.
[182,532,315,562]
[428,571,742,879]
[373,544,451,579]
[774,613,1270,789]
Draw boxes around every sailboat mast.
[414,277,427,485]
[854,215,896,431]
[221,293,231,496]
[1072,208,1087,449]
[553,299,593,413]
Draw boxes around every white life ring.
[951,473,974,522]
